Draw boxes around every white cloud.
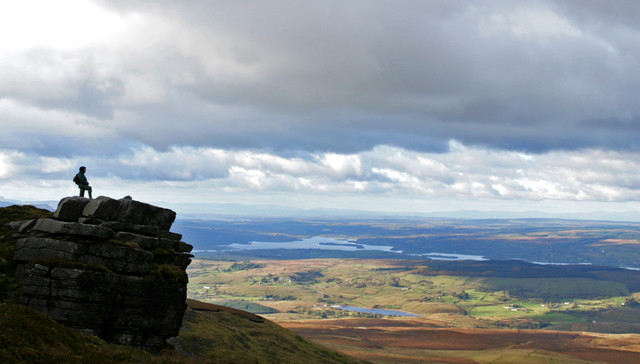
[1,1,640,218]
[482,5,582,39]
[12,143,623,203]
[0,151,22,179]
[39,157,74,174]
[0,0,125,52]
[316,153,362,179]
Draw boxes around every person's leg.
[79,186,85,197]
[88,186,93,199]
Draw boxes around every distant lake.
[335,305,420,317]
[202,237,492,262]
[409,252,487,261]
[532,261,592,266]
[223,236,399,252]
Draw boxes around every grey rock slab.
[13,237,80,262]
[177,241,193,253]
[33,218,114,240]
[117,198,176,230]
[82,196,123,221]
[5,219,37,233]
[100,221,159,236]
[115,231,159,250]
[54,196,91,222]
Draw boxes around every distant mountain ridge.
[165,201,640,222]
[3,197,638,222]
[0,197,56,211]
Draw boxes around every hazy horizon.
[3,195,640,222]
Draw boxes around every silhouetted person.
[75,166,93,199]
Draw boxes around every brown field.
[280,318,640,363]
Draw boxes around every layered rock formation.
[8,196,193,351]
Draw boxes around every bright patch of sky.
[0,0,126,51]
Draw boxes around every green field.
[187,258,640,333]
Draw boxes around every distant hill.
[158,200,640,222]
[0,198,56,211]
[3,196,639,221]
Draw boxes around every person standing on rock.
[74,166,93,199]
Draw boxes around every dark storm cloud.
[2,0,639,159]
[81,0,640,154]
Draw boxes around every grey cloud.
[4,0,639,159]
[0,48,121,119]
[552,0,640,32]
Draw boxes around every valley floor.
[278,317,640,364]
[187,258,640,363]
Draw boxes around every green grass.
[538,311,589,324]
[176,299,365,364]
[151,263,189,284]
[187,258,640,334]
[485,277,629,300]
[216,300,280,314]
[0,303,174,363]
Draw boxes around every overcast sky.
[1,0,640,217]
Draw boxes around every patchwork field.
[187,258,640,363]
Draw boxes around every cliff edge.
[8,196,193,352]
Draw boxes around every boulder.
[5,219,37,233]
[82,196,123,221]
[116,197,176,231]
[54,196,91,222]
[11,195,191,352]
[177,241,194,253]
[159,230,182,241]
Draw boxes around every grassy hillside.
[0,303,167,363]
[176,299,364,363]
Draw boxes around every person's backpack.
[73,174,80,185]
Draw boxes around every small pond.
[334,305,420,317]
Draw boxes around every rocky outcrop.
[9,196,193,352]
